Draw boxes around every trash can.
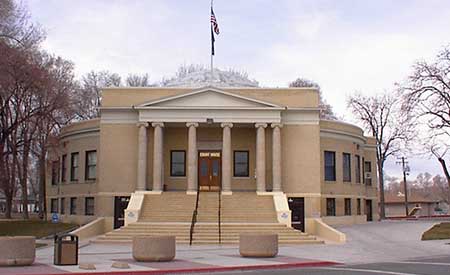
[54,234,78,265]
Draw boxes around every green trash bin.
[54,234,78,265]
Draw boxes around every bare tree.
[433,174,450,204]
[0,0,44,48]
[431,145,450,192]
[347,93,415,219]
[73,70,121,120]
[289,78,337,120]
[126,73,152,87]
[401,46,450,197]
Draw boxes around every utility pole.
[396,157,409,217]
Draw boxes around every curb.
[28,261,339,275]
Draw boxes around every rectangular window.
[85,197,95,216]
[343,153,351,182]
[51,161,59,185]
[345,198,351,216]
[61,154,67,182]
[364,161,372,185]
[357,198,361,215]
[362,157,365,184]
[60,198,65,215]
[234,151,249,177]
[51,198,58,213]
[70,197,77,215]
[170,150,186,177]
[324,151,336,181]
[85,150,97,180]
[70,152,79,181]
[355,155,361,183]
[326,198,336,216]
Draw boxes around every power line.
[396,157,410,216]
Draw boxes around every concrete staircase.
[95,191,323,245]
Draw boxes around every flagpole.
[210,0,214,84]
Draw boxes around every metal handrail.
[189,186,200,246]
[218,187,222,244]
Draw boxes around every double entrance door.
[198,151,221,191]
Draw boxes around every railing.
[189,187,200,246]
[218,188,222,244]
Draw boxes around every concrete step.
[92,239,324,245]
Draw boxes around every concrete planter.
[239,233,278,258]
[132,236,175,262]
[0,236,36,266]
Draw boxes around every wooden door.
[198,151,221,191]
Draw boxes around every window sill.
[233,176,251,179]
[169,176,186,179]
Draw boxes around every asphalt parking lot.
[204,255,450,275]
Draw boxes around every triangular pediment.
[137,87,281,108]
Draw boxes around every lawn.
[421,222,450,240]
[0,220,78,238]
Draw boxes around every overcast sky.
[28,0,450,179]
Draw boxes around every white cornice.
[135,106,285,110]
[320,128,367,144]
[60,128,100,140]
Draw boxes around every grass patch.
[422,222,450,240]
[0,220,78,238]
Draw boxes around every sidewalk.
[0,243,337,275]
[2,220,449,275]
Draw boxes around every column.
[136,122,149,191]
[221,123,233,193]
[255,123,267,193]
[152,122,164,191]
[271,123,283,192]
[186,122,199,193]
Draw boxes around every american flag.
[210,6,219,55]
[211,7,219,35]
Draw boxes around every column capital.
[136,122,149,128]
[186,122,199,128]
[271,123,283,129]
[151,122,164,128]
[220,122,233,128]
[255,123,268,129]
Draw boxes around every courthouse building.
[47,85,379,242]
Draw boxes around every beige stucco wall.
[99,123,138,193]
[319,120,379,222]
[282,124,321,194]
[101,87,319,108]
[46,119,101,224]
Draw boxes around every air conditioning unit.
[365,172,371,179]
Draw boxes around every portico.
[133,87,285,194]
